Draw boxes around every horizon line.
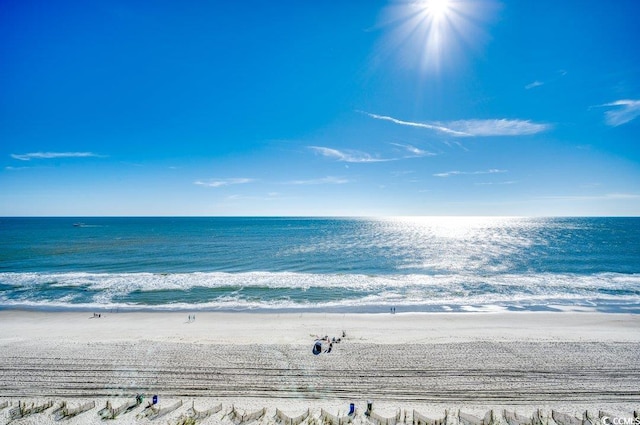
[1,214,638,219]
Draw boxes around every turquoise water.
[1,217,639,312]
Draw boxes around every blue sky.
[1,0,639,216]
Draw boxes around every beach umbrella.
[312,340,322,355]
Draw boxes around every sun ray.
[378,0,497,74]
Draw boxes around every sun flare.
[423,0,452,22]
[380,0,495,74]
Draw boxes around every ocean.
[1,217,639,313]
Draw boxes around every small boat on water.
[72,222,85,227]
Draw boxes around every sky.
[1,0,639,216]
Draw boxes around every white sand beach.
[0,311,638,424]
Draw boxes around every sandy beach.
[0,311,638,424]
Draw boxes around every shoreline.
[1,311,638,424]
[2,303,640,314]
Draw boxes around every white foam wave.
[1,271,639,312]
[3,270,639,287]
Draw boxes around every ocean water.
[1,217,639,313]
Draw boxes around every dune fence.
[275,408,311,425]
[138,400,183,420]
[409,410,616,425]
[458,411,490,425]
[320,408,354,425]
[187,401,223,420]
[8,400,54,421]
[552,410,583,425]
[98,397,142,419]
[1,399,634,425]
[229,405,267,424]
[368,409,402,425]
[52,400,96,420]
[413,409,448,425]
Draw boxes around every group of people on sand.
[312,331,346,355]
[187,314,196,322]
[90,313,102,318]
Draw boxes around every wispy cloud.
[11,152,103,161]
[475,180,518,186]
[286,176,350,185]
[309,146,393,163]
[445,119,550,136]
[365,112,551,137]
[525,81,544,90]
[389,143,436,157]
[540,193,640,201]
[309,143,433,164]
[598,99,640,126]
[434,169,507,177]
[194,178,254,188]
[365,113,468,136]
[525,70,566,90]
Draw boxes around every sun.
[378,0,495,74]
[423,0,453,22]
